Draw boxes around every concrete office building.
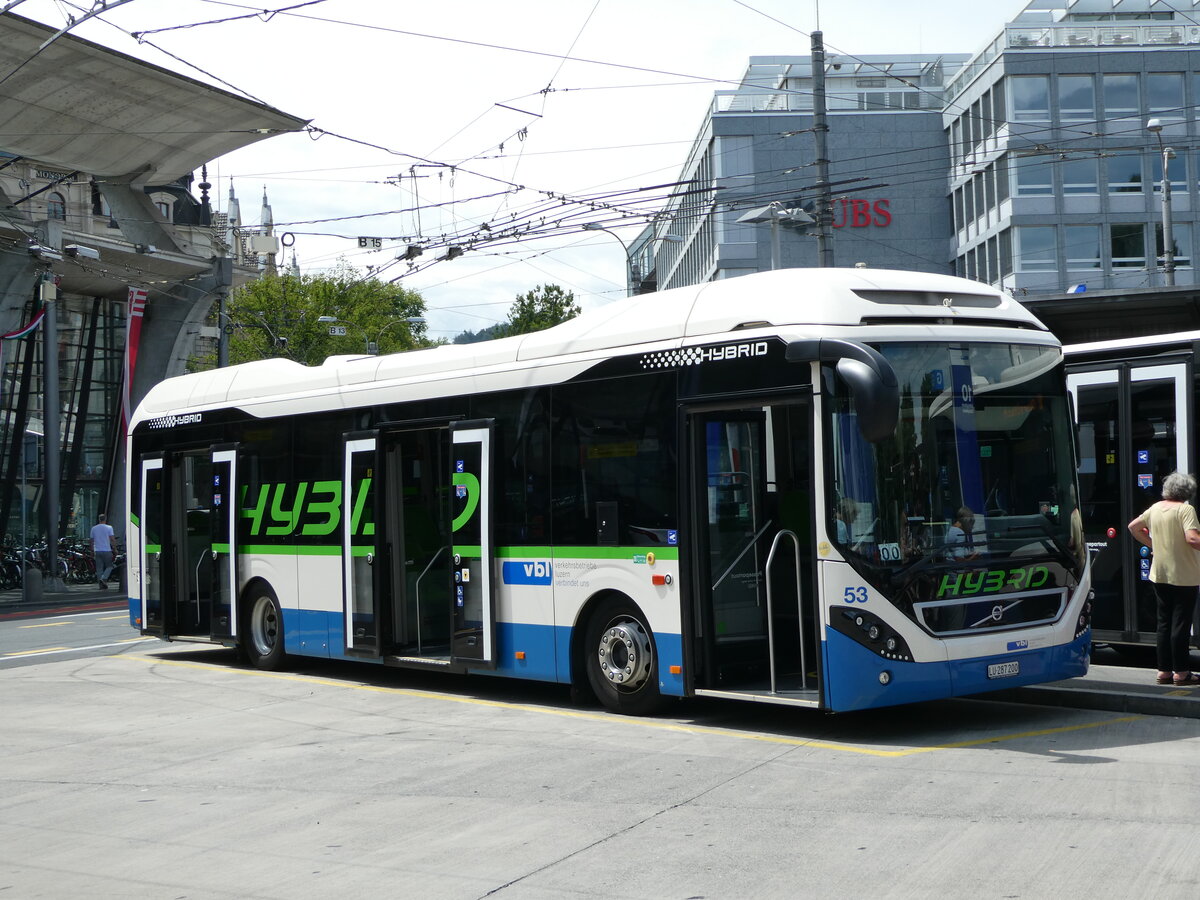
[638,0,1200,300]
[639,51,970,293]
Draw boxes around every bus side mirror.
[786,338,900,443]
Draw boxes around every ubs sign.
[831,198,891,228]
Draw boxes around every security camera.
[65,244,100,260]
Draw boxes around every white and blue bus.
[127,267,1092,713]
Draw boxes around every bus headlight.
[879,671,892,685]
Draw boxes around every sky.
[10,0,1029,339]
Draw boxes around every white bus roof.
[1065,329,1200,356]
[134,267,1046,424]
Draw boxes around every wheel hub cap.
[597,619,652,689]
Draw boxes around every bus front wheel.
[243,586,285,670]
[583,598,665,716]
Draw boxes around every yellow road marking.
[5,646,69,657]
[121,654,1141,758]
[18,621,72,629]
[98,616,126,621]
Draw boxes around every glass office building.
[642,1,1200,298]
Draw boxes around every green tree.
[500,284,581,337]
[212,261,431,367]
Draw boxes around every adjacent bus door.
[343,435,381,656]
[344,422,495,667]
[139,456,166,637]
[688,400,817,703]
[139,446,234,642]
[209,446,240,641]
[450,422,496,666]
[1069,360,1192,645]
[381,425,452,659]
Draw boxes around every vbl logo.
[502,560,553,586]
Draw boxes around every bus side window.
[551,374,677,547]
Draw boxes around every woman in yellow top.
[1128,472,1200,685]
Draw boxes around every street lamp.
[736,202,816,271]
[581,224,684,295]
[1147,118,1176,287]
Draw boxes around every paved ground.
[0,579,125,616]
[4,638,1200,899]
[3,582,1198,720]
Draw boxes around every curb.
[979,683,1200,719]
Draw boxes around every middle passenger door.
[383,425,453,658]
[347,421,496,667]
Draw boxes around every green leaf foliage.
[500,284,581,337]
[214,260,432,367]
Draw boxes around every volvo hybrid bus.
[127,267,1092,714]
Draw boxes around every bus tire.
[243,584,285,670]
[583,596,665,716]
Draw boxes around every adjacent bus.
[127,268,1092,713]
[1065,330,1199,651]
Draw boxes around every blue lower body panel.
[823,628,1092,712]
[824,629,952,711]
[948,629,1091,697]
[280,608,687,694]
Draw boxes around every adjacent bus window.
[551,375,677,546]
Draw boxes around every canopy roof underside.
[0,12,308,186]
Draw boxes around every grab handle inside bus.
[786,338,900,443]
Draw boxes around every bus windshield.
[828,341,1083,587]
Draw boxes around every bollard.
[22,567,43,605]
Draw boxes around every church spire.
[226,181,241,248]
[260,185,273,234]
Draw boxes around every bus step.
[384,654,453,667]
[693,687,821,708]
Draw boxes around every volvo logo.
[990,605,1005,622]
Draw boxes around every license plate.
[987,661,1020,679]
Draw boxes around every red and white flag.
[0,309,45,402]
[123,287,149,433]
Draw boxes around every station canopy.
[0,12,308,186]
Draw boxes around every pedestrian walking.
[1127,472,1200,686]
[90,513,116,590]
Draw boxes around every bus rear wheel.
[584,598,665,716]
[243,586,285,670]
